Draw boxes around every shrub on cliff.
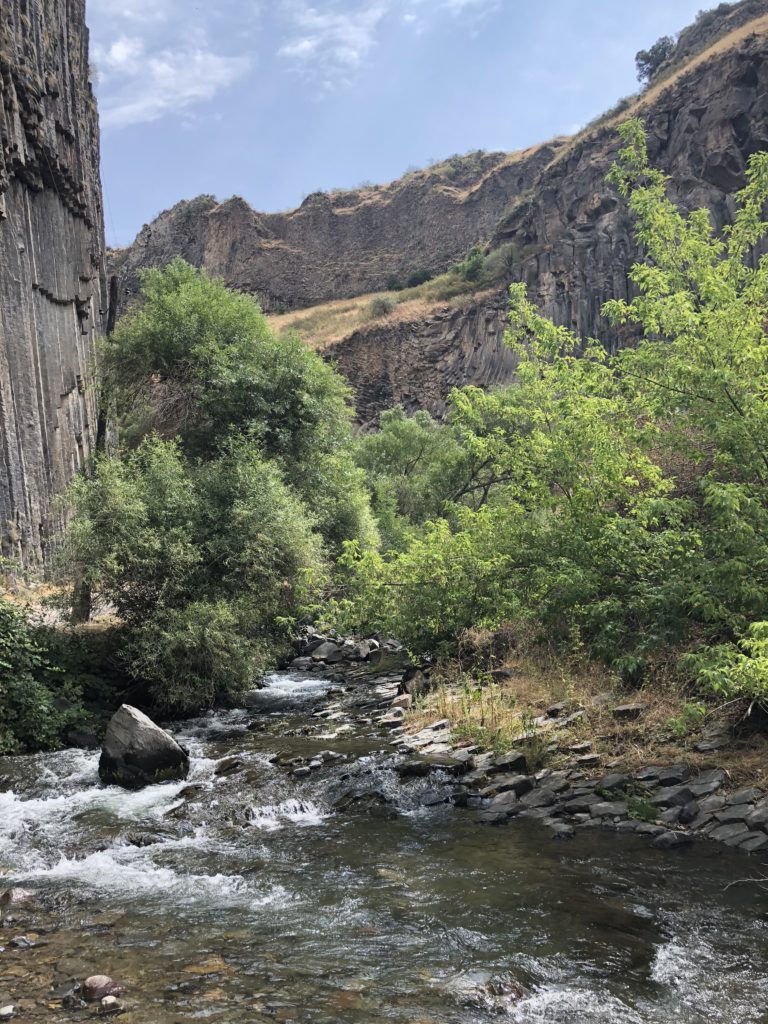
[635,35,675,84]
[367,296,396,318]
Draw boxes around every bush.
[368,296,396,318]
[481,243,518,282]
[455,245,485,282]
[123,601,270,715]
[65,437,328,711]
[405,269,433,288]
[635,36,675,84]
[0,602,81,753]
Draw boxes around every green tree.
[635,35,675,84]
[342,119,768,701]
[102,258,375,554]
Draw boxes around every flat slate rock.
[710,822,750,844]
[612,704,646,720]
[651,785,695,808]
[740,833,768,853]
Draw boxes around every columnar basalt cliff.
[112,0,768,422]
[110,143,564,314]
[0,0,105,565]
[326,294,515,427]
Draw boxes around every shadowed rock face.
[0,0,106,565]
[326,294,516,427]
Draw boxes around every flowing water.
[1,670,768,1023]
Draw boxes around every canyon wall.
[0,0,106,565]
[110,143,565,314]
[326,294,514,427]
[112,1,768,422]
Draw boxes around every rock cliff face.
[110,143,563,313]
[491,9,768,343]
[0,0,105,565]
[326,294,515,427]
[112,0,768,422]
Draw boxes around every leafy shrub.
[481,243,518,282]
[65,437,327,712]
[0,602,81,753]
[123,600,270,715]
[368,296,396,318]
[685,624,768,704]
[405,269,432,288]
[455,245,485,282]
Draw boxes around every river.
[1,670,767,1022]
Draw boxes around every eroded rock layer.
[0,0,105,564]
[110,143,563,314]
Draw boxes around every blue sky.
[88,0,707,247]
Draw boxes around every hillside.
[111,0,768,422]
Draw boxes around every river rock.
[99,995,123,1015]
[612,703,646,720]
[99,705,189,789]
[651,785,695,808]
[652,830,693,850]
[740,832,768,853]
[82,976,125,1002]
[311,641,343,663]
[491,751,528,775]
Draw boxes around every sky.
[87,0,708,248]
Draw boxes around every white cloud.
[95,35,250,128]
[278,3,387,74]
[277,0,501,84]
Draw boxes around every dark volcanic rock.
[99,705,190,789]
[0,0,106,565]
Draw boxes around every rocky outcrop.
[99,705,190,789]
[326,293,515,426]
[492,13,768,344]
[0,1,106,565]
[110,143,564,313]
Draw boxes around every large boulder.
[99,705,189,789]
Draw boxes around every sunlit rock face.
[0,0,106,565]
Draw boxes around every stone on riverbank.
[99,705,189,790]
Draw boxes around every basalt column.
[0,0,106,566]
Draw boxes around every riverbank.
[292,631,768,858]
